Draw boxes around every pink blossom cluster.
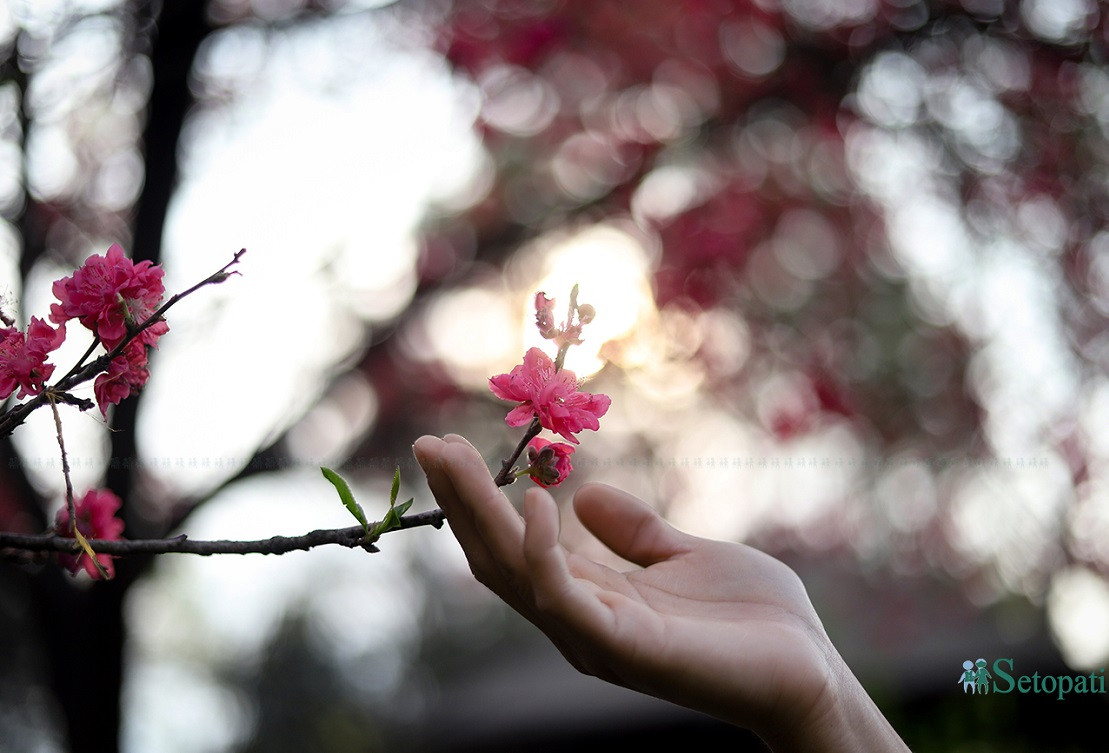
[53,489,125,579]
[0,243,167,415]
[0,244,165,413]
[490,347,610,445]
[490,287,610,487]
[0,317,66,399]
[90,340,152,416]
[50,243,168,415]
[50,243,167,350]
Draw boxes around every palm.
[553,516,834,727]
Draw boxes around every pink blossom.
[533,289,595,349]
[526,436,574,487]
[0,317,66,399]
[489,347,610,443]
[53,489,125,580]
[93,340,150,416]
[50,243,169,350]
[534,292,558,338]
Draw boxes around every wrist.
[758,649,909,753]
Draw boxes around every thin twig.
[0,509,446,558]
[47,391,110,578]
[47,394,77,527]
[493,416,542,487]
[56,334,101,385]
[113,248,246,353]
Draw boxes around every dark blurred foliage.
[422,0,1105,457]
[227,613,391,753]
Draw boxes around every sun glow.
[525,223,657,377]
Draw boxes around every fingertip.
[413,435,447,475]
[571,482,631,515]
[572,483,688,566]
[414,434,443,447]
[414,435,481,470]
[438,437,492,477]
[523,485,556,519]
[573,480,611,497]
[572,482,666,517]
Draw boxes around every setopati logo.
[959,658,1106,700]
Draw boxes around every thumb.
[572,483,689,567]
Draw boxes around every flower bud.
[525,437,575,487]
[534,292,558,338]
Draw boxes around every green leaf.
[367,470,413,541]
[390,467,401,506]
[395,498,414,518]
[369,508,401,539]
[321,466,369,533]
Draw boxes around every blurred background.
[0,0,1107,750]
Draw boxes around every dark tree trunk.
[128,0,211,268]
[31,3,211,751]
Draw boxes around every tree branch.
[0,508,445,558]
[493,417,542,487]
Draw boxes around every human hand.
[413,434,909,753]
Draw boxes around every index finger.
[414,434,527,571]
